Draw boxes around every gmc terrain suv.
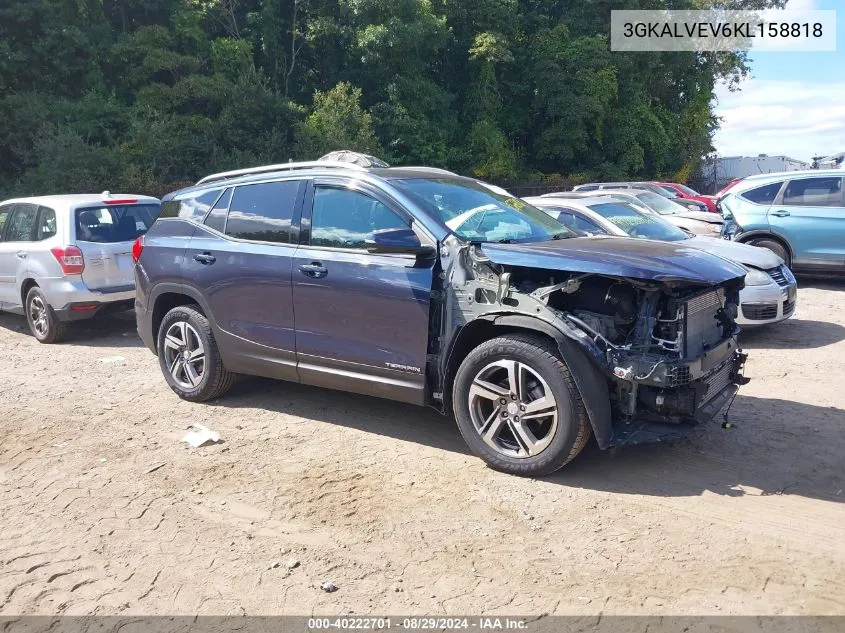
[134,162,749,476]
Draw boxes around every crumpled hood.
[481,235,746,285]
[674,210,724,224]
[686,236,783,269]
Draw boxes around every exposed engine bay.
[433,238,749,447]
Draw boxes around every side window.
[0,206,11,241]
[556,212,579,230]
[160,189,222,220]
[36,206,57,240]
[204,187,232,233]
[578,185,598,191]
[225,180,302,243]
[572,215,605,233]
[6,205,38,242]
[741,181,783,205]
[782,177,843,207]
[310,187,407,249]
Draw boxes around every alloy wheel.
[467,359,558,458]
[28,296,49,337]
[162,321,206,390]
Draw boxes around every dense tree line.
[0,0,782,197]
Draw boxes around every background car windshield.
[676,184,700,196]
[586,202,689,242]
[635,192,683,215]
[393,178,574,242]
[75,204,158,243]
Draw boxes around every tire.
[25,286,69,344]
[750,238,791,268]
[452,333,591,477]
[156,305,235,402]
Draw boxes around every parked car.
[0,193,159,342]
[134,161,748,476]
[571,182,710,213]
[526,196,797,326]
[562,189,724,237]
[652,182,718,213]
[719,169,845,272]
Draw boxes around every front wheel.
[452,333,591,476]
[750,238,791,268]
[157,305,235,401]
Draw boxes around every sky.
[711,0,845,162]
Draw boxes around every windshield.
[75,204,158,243]
[392,178,575,243]
[634,192,686,215]
[586,202,689,242]
[676,184,699,196]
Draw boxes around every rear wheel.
[750,238,791,268]
[452,333,591,476]
[157,305,235,401]
[25,286,68,344]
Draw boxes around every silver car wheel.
[163,321,206,390]
[28,296,49,337]
[468,359,558,459]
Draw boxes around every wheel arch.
[150,285,207,345]
[20,278,38,307]
[735,230,794,261]
[442,313,613,449]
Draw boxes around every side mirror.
[365,227,435,256]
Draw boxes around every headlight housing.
[744,267,772,286]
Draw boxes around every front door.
[0,204,37,308]
[770,176,845,268]
[292,181,435,405]
[182,179,305,381]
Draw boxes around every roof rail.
[398,166,459,176]
[196,160,368,185]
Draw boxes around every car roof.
[733,168,845,187]
[175,164,472,199]
[0,193,160,209]
[528,195,621,208]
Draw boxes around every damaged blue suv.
[134,162,748,476]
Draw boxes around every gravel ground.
[1,279,844,616]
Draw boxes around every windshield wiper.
[550,232,571,240]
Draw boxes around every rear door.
[0,204,21,306]
[291,179,435,405]
[0,204,38,307]
[183,179,304,380]
[73,202,158,290]
[770,176,845,267]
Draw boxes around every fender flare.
[488,314,614,450]
[734,229,794,260]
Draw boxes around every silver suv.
[0,193,159,342]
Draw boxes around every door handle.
[298,262,328,279]
[772,209,790,217]
[16,251,27,259]
[193,252,216,265]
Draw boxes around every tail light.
[50,246,85,275]
[132,236,144,263]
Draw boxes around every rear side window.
[0,206,11,241]
[741,182,783,205]
[75,204,158,243]
[782,177,843,207]
[204,187,232,233]
[6,205,38,242]
[225,180,303,243]
[310,187,407,249]
[36,206,57,240]
[576,185,598,191]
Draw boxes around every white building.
[700,154,809,192]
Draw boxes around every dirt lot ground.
[1,279,844,616]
